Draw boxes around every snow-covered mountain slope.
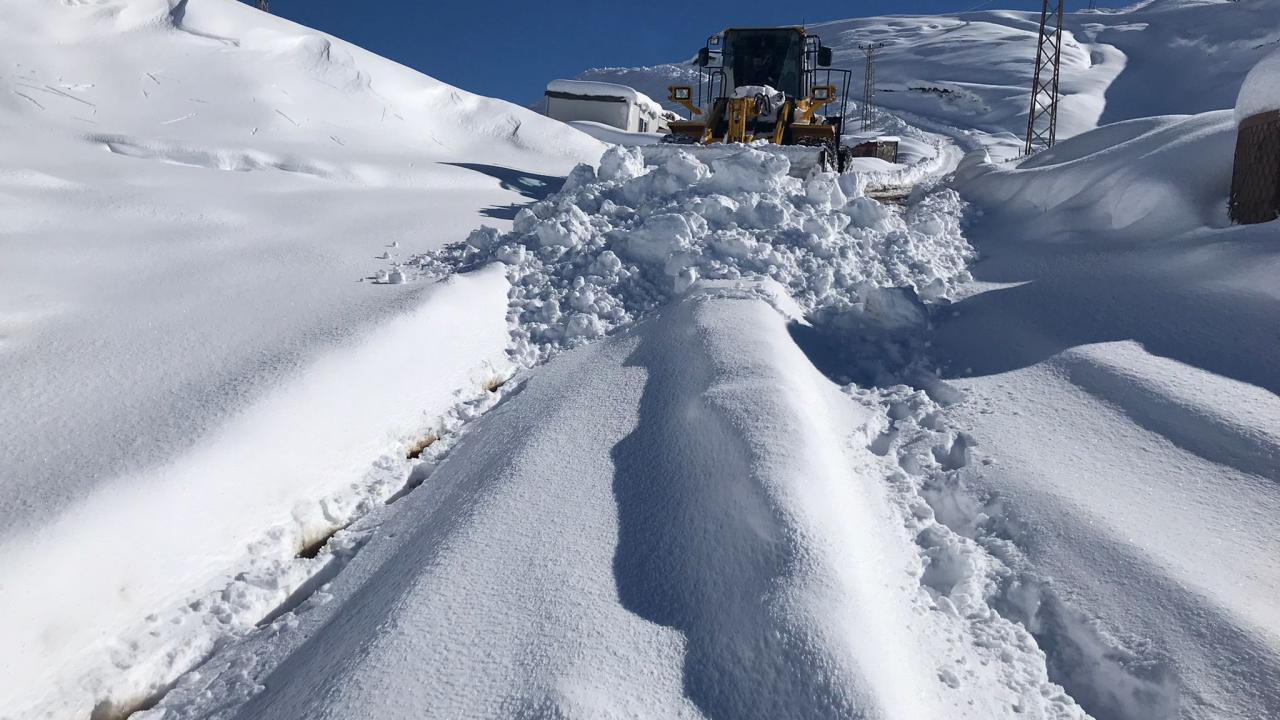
[0,0,601,716]
[577,0,1280,156]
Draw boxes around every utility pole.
[1024,0,1064,154]
[860,43,884,132]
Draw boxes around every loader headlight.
[671,86,692,101]
[813,86,831,101]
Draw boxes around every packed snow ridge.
[403,144,972,366]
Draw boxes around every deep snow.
[5,0,1280,718]
[0,0,599,716]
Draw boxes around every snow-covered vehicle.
[664,27,853,171]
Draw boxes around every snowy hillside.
[578,0,1280,156]
[4,0,1279,719]
[0,0,601,716]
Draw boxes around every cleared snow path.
[145,292,1085,720]
[132,138,1102,719]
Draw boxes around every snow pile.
[957,111,1236,236]
[1236,45,1280,124]
[403,145,973,366]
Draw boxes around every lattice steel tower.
[860,43,884,132]
[1024,0,1064,154]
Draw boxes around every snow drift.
[0,0,601,716]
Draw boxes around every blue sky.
[263,1,1109,105]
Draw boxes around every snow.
[935,91,1280,719]
[576,0,1280,158]
[143,291,1084,720]
[7,0,1280,717]
[567,119,667,145]
[399,144,972,366]
[1236,45,1280,123]
[0,0,600,715]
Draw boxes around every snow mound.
[404,145,973,365]
[1237,45,1280,124]
[956,111,1236,236]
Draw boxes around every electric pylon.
[860,43,884,132]
[1024,0,1064,154]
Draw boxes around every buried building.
[544,79,672,135]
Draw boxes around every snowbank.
[1236,45,1280,124]
[937,105,1280,719]
[0,0,602,715]
[403,145,973,366]
[956,111,1236,236]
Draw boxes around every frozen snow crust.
[406,144,973,366]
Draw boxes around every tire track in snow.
[12,90,44,110]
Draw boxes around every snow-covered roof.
[546,79,664,116]
[1236,47,1280,124]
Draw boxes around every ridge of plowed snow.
[398,144,973,367]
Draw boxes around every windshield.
[724,30,803,98]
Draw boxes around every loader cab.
[697,28,829,101]
[723,29,804,99]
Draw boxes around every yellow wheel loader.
[664,27,854,172]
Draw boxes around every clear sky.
[260,0,1109,105]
